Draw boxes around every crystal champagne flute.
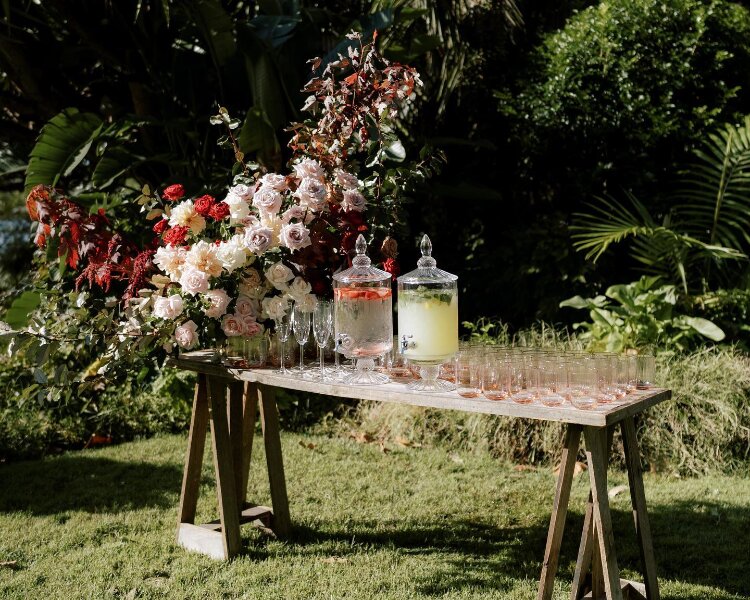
[292,303,311,373]
[312,300,332,380]
[275,311,291,374]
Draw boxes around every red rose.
[194,194,215,216]
[162,225,189,246]
[162,184,186,202]
[382,258,400,277]
[208,201,230,221]
[152,219,169,234]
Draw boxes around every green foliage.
[560,276,725,352]
[514,0,750,199]
[572,117,750,293]
[691,288,750,348]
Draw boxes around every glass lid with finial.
[332,234,393,385]
[397,235,458,392]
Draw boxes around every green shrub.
[692,288,750,349]
[0,358,194,461]
[512,0,750,200]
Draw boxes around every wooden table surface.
[169,350,672,428]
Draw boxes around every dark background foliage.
[4,0,750,458]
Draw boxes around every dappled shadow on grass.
[272,498,750,598]
[0,452,183,515]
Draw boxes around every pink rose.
[341,189,366,212]
[179,267,210,296]
[174,320,199,349]
[334,169,359,190]
[293,177,327,212]
[242,316,263,337]
[234,295,257,318]
[280,222,312,252]
[244,226,274,255]
[293,157,325,181]
[259,173,289,191]
[203,288,230,319]
[252,185,283,215]
[221,313,244,337]
[281,204,313,224]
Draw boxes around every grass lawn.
[0,431,749,599]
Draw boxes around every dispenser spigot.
[400,334,415,354]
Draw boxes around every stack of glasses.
[451,344,656,409]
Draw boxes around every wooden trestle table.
[169,350,670,600]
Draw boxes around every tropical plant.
[571,117,750,293]
[560,276,725,352]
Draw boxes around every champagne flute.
[291,303,311,373]
[312,300,332,380]
[275,311,291,374]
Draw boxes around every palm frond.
[571,192,657,261]
[676,116,750,251]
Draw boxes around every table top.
[168,351,671,428]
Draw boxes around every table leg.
[538,424,583,600]
[208,376,242,558]
[228,382,245,509]
[258,384,291,538]
[177,375,209,527]
[572,427,615,599]
[622,417,660,600]
[583,426,623,600]
[240,382,258,505]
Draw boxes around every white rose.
[286,276,312,301]
[252,185,283,215]
[174,320,199,349]
[244,225,274,255]
[224,189,251,223]
[265,261,295,291]
[259,173,289,191]
[334,169,360,190]
[153,294,184,320]
[262,295,289,321]
[221,313,244,337]
[168,200,206,235]
[295,293,318,313]
[185,240,223,278]
[216,237,247,273]
[234,295,258,318]
[280,222,312,252]
[293,157,325,181]
[179,266,210,296]
[153,245,186,282]
[293,177,327,212]
[341,189,367,212]
[203,288,230,319]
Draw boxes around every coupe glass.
[313,300,333,380]
[292,304,311,374]
[275,311,291,374]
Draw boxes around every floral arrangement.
[22,31,439,361]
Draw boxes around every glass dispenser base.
[344,357,389,386]
[407,364,456,393]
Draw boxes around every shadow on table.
[278,499,750,599]
[0,454,184,515]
